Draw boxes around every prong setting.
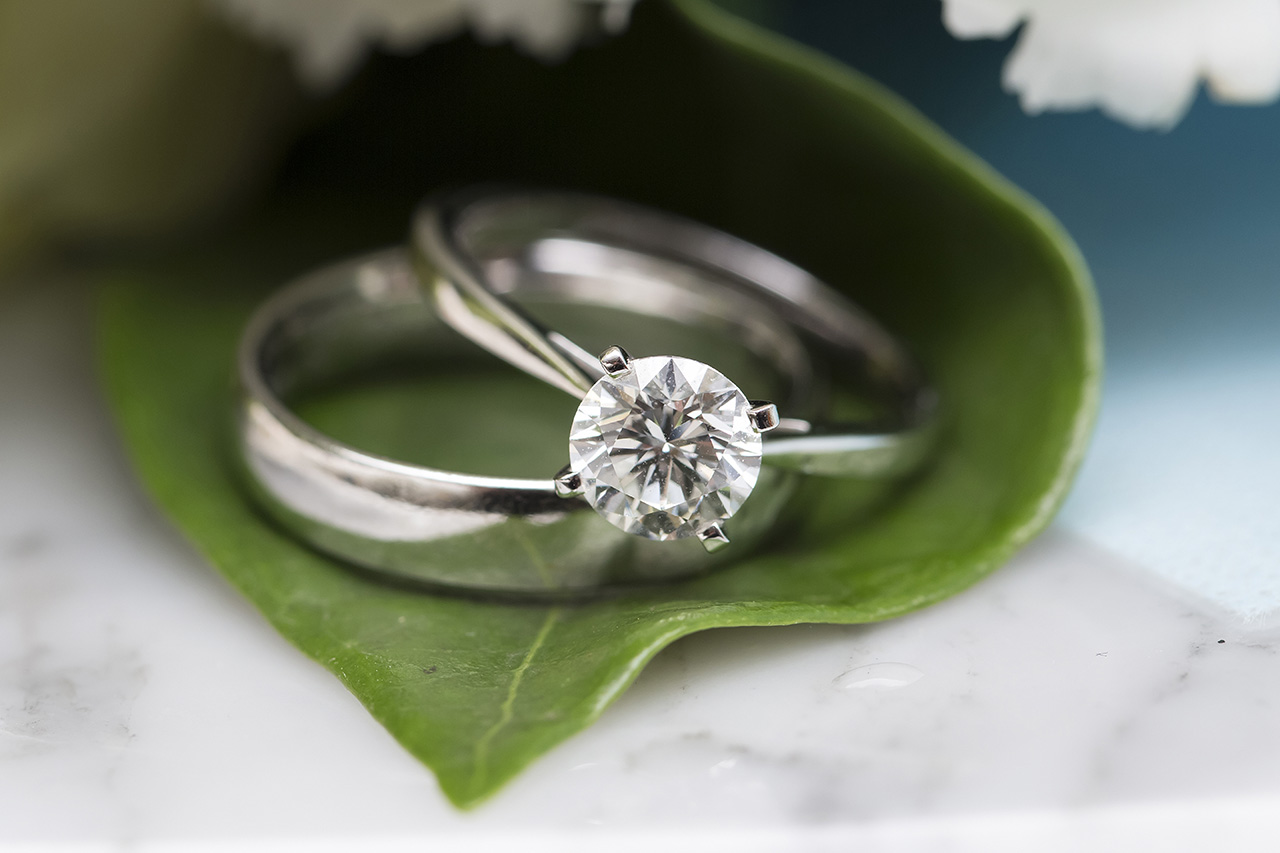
[598,345,633,377]
[568,355,763,542]
[553,465,584,498]
[697,524,730,552]
[747,401,780,433]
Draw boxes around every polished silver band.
[412,189,937,479]
[236,192,936,595]
[235,249,809,594]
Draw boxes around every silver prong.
[599,345,633,377]
[697,524,730,552]
[747,401,780,433]
[553,465,584,498]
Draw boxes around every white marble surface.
[3,280,1280,853]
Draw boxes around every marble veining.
[832,662,925,690]
[1,532,145,759]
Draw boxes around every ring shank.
[414,190,938,478]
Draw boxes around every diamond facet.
[568,355,763,540]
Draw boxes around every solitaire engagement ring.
[233,190,936,595]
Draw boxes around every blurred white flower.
[214,0,637,90]
[942,0,1280,128]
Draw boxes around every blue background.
[741,0,1280,619]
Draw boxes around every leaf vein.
[470,608,561,793]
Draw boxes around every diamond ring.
[236,249,815,594]
[235,192,936,595]
[412,189,937,551]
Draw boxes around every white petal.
[215,0,463,88]
[213,0,637,89]
[1005,2,1202,128]
[942,0,1280,128]
[941,0,1027,39]
[466,0,594,60]
[1203,0,1280,102]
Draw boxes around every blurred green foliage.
[0,0,300,267]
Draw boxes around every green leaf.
[97,0,1100,808]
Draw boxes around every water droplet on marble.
[709,758,738,777]
[833,662,923,690]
